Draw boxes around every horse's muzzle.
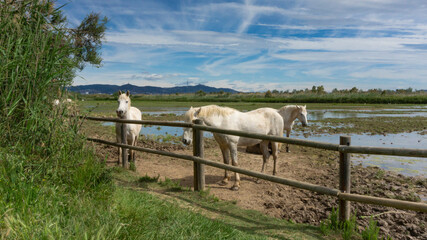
[182,139,191,145]
[116,110,124,118]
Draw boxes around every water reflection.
[308,108,427,120]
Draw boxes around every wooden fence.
[81,116,427,223]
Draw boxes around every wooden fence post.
[339,135,351,222]
[193,119,205,191]
[121,123,129,169]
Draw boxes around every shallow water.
[294,131,426,177]
[308,108,427,120]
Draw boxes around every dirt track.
[91,132,426,240]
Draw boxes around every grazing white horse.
[277,105,308,152]
[182,105,284,190]
[115,90,142,164]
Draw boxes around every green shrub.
[361,217,380,240]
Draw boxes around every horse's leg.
[260,141,270,173]
[132,136,138,162]
[218,147,231,186]
[286,130,290,152]
[230,143,240,191]
[116,133,121,165]
[271,142,279,175]
[128,135,135,163]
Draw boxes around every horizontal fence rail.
[81,116,427,158]
[87,137,427,213]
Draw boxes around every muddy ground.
[87,123,426,240]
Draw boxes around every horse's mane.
[278,105,297,114]
[197,105,236,118]
[278,105,306,113]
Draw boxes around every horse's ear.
[303,105,306,109]
[118,90,122,95]
[126,90,130,96]
[194,107,201,117]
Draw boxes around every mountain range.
[68,84,239,95]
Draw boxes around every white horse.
[182,105,284,190]
[115,90,142,164]
[277,105,308,152]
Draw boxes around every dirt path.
[91,131,427,240]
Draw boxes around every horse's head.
[182,106,200,145]
[116,90,131,118]
[296,105,308,127]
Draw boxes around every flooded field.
[99,104,426,177]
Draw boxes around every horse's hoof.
[218,180,228,186]
[230,186,240,191]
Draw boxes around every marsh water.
[102,106,427,177]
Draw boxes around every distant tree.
[311,86,317,93]
[265,90,273,98]
[332,88,339,93]
[349,87,358,93]
[272,89,279,94]
[195,90,206,96]
[317,85,326,94]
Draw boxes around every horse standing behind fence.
[277,105,308,152]
[115,90,142,164]
[182,105,284,190]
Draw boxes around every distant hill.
[68,84,239,95]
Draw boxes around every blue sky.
[59,0,427,92]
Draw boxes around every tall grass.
[0,1,115,238]
[0,0,76,150]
